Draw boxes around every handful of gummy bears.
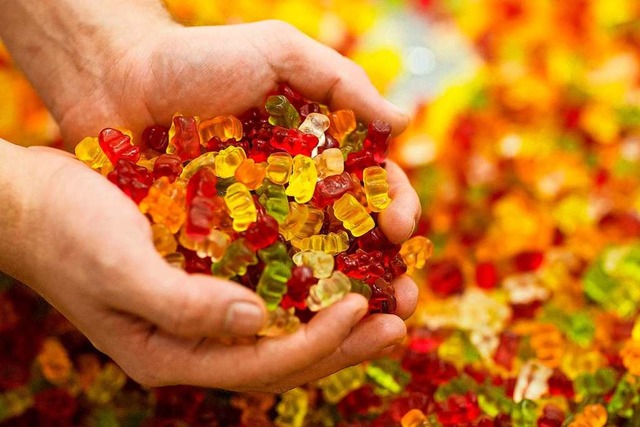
[75,85,431,336]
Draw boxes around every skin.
[0,0,422,392]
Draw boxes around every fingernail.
[225,302,265,336]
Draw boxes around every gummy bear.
[265,95,301,129]
[292,250,334,279]
[400,236,434,275]
[180,152,216,180]
[234,158,266,190]
[256,261,292,310]
[75,136,112,174]
[328,109,356,144]
[199,114,243,144]
[141,124,169,153]
[185,167,218,239]
[179,228,231,261]
[306,270,352,311]
[311,171,355,209]
[211,238,258,278]
[270,126,318,157]
[274,388,308,427]
[282,265,317,310]
[98,128,140,165]
[224,182,257,232]
[333,193,375,237]
[151,223,177,256]
[258,306,301,337]
[167,114,201,162]
[316,365,366,404]
[107,159,154,204]
[279,202,310,241]
[215,146,247,179]
[363,120,392,163]
[298,112,329,146]
[363,166,392,212]
[292,231,350,255]
[257,181,290,224]
[266,152,293,185]
[139,176,186,234]
[244,210,280,251]
[314,148,344,180]
[335,249,385,284]
[153,154,183,183]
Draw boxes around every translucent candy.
[275,388,308,427]
[75,136,112,174]
[85,363,127,405]
[400,236,434,275]
[363,165,392,212]
[167,114,201,162]
[292,250,335,279]
[285,154,317,203]
[314,148,344,179]
[164,252,186,269]
[298,112,329,146]
[256,261,292,310]
[257,181,289,224]
[180,152,216,180]
[215,146,247,178]
[224,182,257,232]
[151,223,177,256]
[333,193,375,237]
[265,95,301,129]
[266,152,293,185]
[234,158,266,190]
[199,114,243,143]
[328,109,356,144]
[178,228,231,261]
[279,202,310,241]
[258,307,301,337]
[291,231,350,255]
[316,365,366,404]
[139,177,186,234]
[306,270,351,311]
[568,404,607,427]
[211,238,257,278]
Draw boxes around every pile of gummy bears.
[75,85,430,330]
[4,0,640,426]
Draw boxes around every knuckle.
[169,287,211,336]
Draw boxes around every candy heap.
[74,84,430,334]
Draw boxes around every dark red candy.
[385,249,407,278]
[312,172,355,209]
[388,393,432,422]
[299,102,322,119]
[34,388,77,420]
[335,249,385,283]
[345,149,377,180]
[537,404,565,427]
[141,125,169,153]
[99,128,140,164]
[337,385,382,418]
[244,212,279,251]
[357,227,395,252]
[428,260,465,296]
[153,154,183,183]
[363,120,392,163]
[493,332,520,370]
[270,126,318,157]
[170,115,201,162]
[107,159,153,204]
[282,266,316,310]
[513,251,544,272]
[276,83,305,110]
[436,393,480,426]
[547,369,574,398]
[369,279,396,314]
[178,247,212,274]
[317,133,340,154]
[185,168,218,239]
[475,261,498,289]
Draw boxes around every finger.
[264,21,409,136]
[378,160,422,243]
[392,275,419,321]
[113,293,369,389]
[110,246,269,338]
[264,313,407,392]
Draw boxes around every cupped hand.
[33,19,421,391]
[15,146,418,392]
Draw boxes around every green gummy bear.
[265,95,301,129]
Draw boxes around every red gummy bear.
[141,125,169,153]
[312,172,355,209]
[170,116,201,162]
[244,211,279,251]
[185,168,218,239]
[153,154,183,183]
[281,266,316,310]
[107,159,153,204]
[99,128,140,164]
[270,126,318,157]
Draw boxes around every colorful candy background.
[3,0,640,425]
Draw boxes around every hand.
[53,20,410,146]
[10,146,419,392]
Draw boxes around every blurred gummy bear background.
[4,0,640,425]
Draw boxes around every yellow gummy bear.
[215,146,247,178]
[224,182,257,232]
[363,165,392,212]
[333,193,375,237]
[285,154,317,203]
